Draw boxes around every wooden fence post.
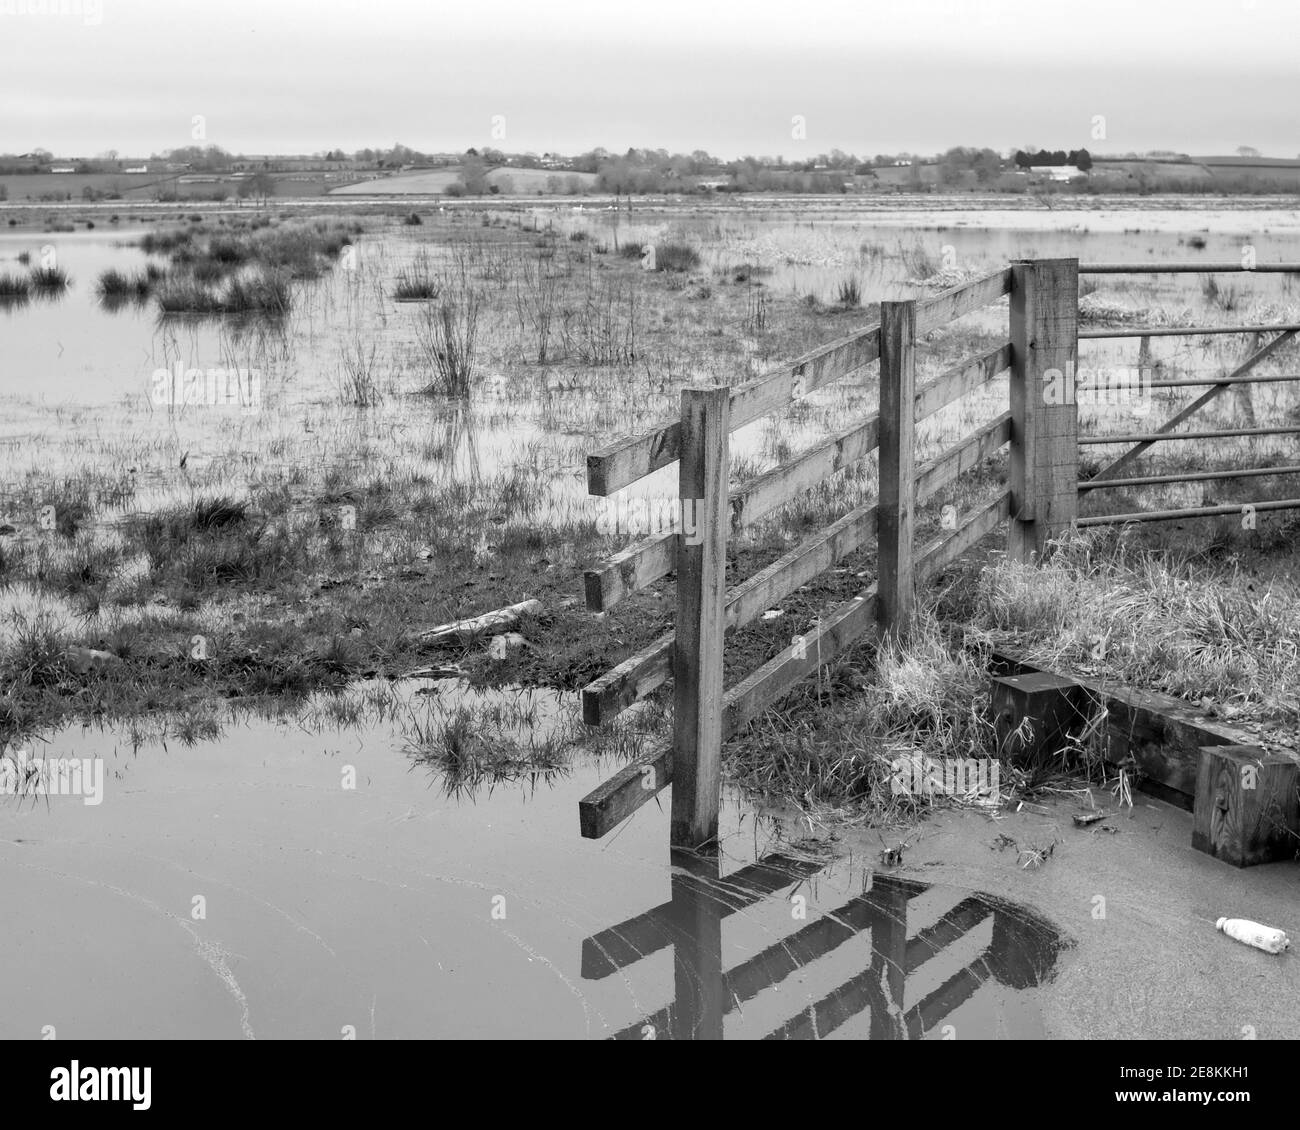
[1009,258,1079,562]
[878,301,916,634]
[671,387,729,849]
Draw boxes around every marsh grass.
[970,528,1300,725]
[1202,275,1240,312]
[899,238,939,279]
[29,265,71,293]
[413,245,482,396]
[654,241,701,272]
[726,607,999,819]
[0,272,32,303]
[834,274,863,307]
[339,337,384,405]
[96,268,156,305]
[401,695,576,796]
[393,261,439,301]
[156,267,290,316]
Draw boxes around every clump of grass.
[404,213,422,226]
[726,262,772,283]
[207,236,248,265]
[190,259,228,285]
[139,229,195,255]
[900,238,939,279]
[971,528,1300,725]
[413,246,482,396]
[29,265,71,293]
[1202,275,1239,312]
[156,268,289,316]
[401,698,572,797]
[834,274,862,307]
[96,268,133,299]
[619,240,643,260]
[393,261,439,301]
[339,337,383,406]
[654,241,700,272]
[1188,235,1208,250]
[16,251,31,265]
[727,608,996,816]
[568,229,588,242]
[155,276,226,315]
[222,268,291,315]
[0,272,32,303]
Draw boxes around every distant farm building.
[1028,165,1082,181]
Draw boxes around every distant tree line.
[1013,148,1093,171]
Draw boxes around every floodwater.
[0,685,1069,1040]
[4,206,1299,532]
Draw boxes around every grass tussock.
[0,272,32,303]
[156,267,290,316]
[29,265,71,292]
[727,609,999,819]
[971,529,1300,724]
[401,696,576,797]
[653,241,700,272]
[96,268,157,305]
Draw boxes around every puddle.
[0,696,1069,1039]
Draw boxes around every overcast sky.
[1,0,1295,158]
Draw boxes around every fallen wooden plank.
[410,599,541,642]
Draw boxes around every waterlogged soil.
[0,699,1075,1040]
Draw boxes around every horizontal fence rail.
[1080,263,1300,274]
[1077,499,1300,527]
[1080,322,1300,340]
[1078,465,1300,491]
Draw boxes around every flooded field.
[3,198,1298,1040]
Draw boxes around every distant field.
[0,171,366,202]
[330,165,599,195]
[0,172,157,200]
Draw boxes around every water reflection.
[587,849,1068,1040]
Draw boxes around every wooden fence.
[577,257,1300,849]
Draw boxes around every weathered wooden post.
[1009,258,1079,562]
[877,300,916,634]
[671,386,729,849]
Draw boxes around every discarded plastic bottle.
[1216,917,1291,955]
